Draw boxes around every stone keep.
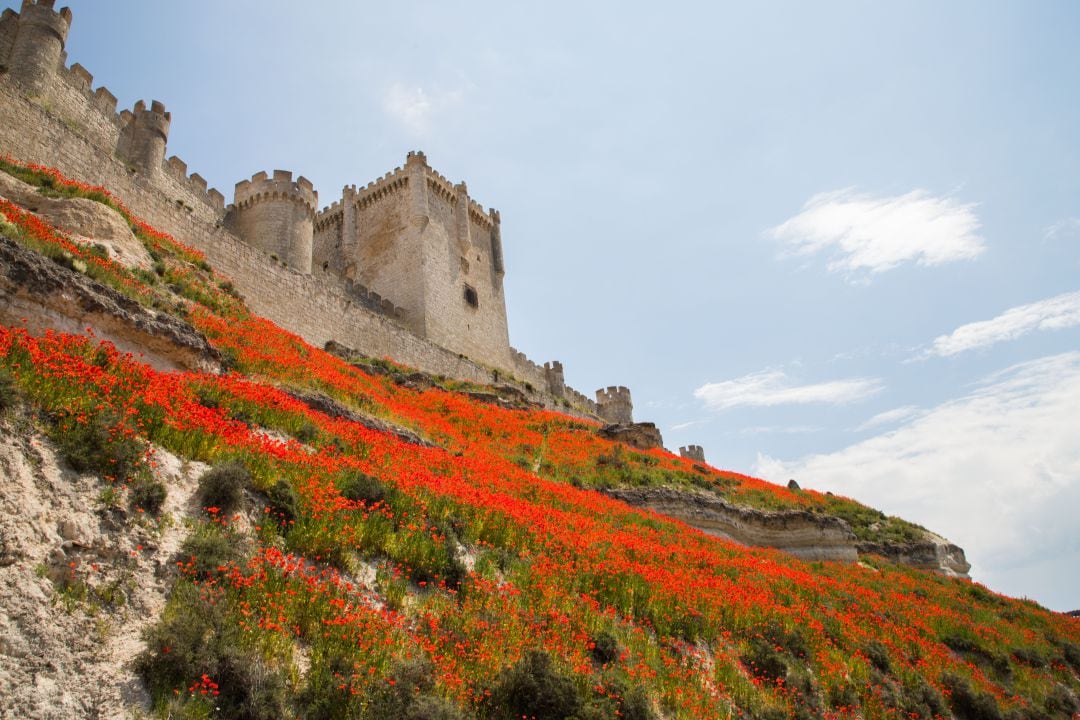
[313,151,512,371]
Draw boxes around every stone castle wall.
[0,1,607,421]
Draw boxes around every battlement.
[353,165,409,211]
[679,445,706,463]
[231,169,318,217]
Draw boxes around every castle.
[0,1,698,439]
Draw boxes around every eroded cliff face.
[604,486,971,576]
[603,487,859,563]
[0,420,204,720]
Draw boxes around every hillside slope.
[0,159,1077,720]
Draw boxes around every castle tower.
[116,100,171,176]
[544,361,565,398]
[596,386,633,424]
[322,151,512,370]
[679,445,706,463]
[226,170,318,274]
[4,0,71,94]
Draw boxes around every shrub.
[137,581,288,719]
[740,637,788,684]
[177,525,243,580]
[589,630,621,666]
[864,640,891,673]
[364,656,466,720]
[52,410,146,482]
[129,476,167,515]
[482,650,581,720]
[265,478,299,528]
[942,674,1002,720]
[338,470,395,507]
[196,460,249,515]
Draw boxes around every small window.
[463,284,479,308]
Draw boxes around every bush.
[52,410,146,482]
[265,478,299,529]
[589,630,620,666]
[129,476,167,515]
[864,640,891,673]
[482,650,581,720]
[942,674,1002,720]
[196,460,249,515]
[740,637,788,684]
[338,470,395,507]
[137,581,288,719]
[364,656,466,720]
[177,525,243,580]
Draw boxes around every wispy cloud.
[694,369,882,411]
[736,425,822,436]
[381,81,466,136]
[754,352,1080,611]
[923,290,1080,358]
[1044,217,1080,242]
[768,188,985,278]
[854,405,920,432]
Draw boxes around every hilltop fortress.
[0,0,677,433]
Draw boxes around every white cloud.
[381,81,466,136]
[768,188,985,278]
[854,405,921,432]
[736,425,822,436]
[694,369,882,411]
[1044,217,1080,241]
[923,290,1080,358]
[754,352,1080,611]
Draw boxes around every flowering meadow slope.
[0,160,1077,719]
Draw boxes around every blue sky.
[18,1,1079,611]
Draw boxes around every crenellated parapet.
[4,0,71,94]
[596,385,634,424]
[353,166,409,212]
[679,445,706,463]
[116,99,171,176]
[226,170,318,274]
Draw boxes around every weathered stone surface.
[787,479,801,490]
[0,234,220,372]
[281,388,437,449]
[0,171,152,271]
[857,536,971,578]
[605,486,859,562]
[597,422,664,451]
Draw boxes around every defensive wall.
[0,1,672,428]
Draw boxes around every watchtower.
[544,361,565,398]
[3,0,70,94]
[679,445,706,463]
[116,100,171,176]
[596,386,633,424]
[226,170,318,274]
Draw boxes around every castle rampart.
[116,99,171,177]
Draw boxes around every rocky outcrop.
[282,388,437,449]
[603,486,859,562]
[0,171,153,271]
[857,534,971,577]
[597,422,665,451]
[0,235,221,372]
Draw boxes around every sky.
[12,1,1078,612]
